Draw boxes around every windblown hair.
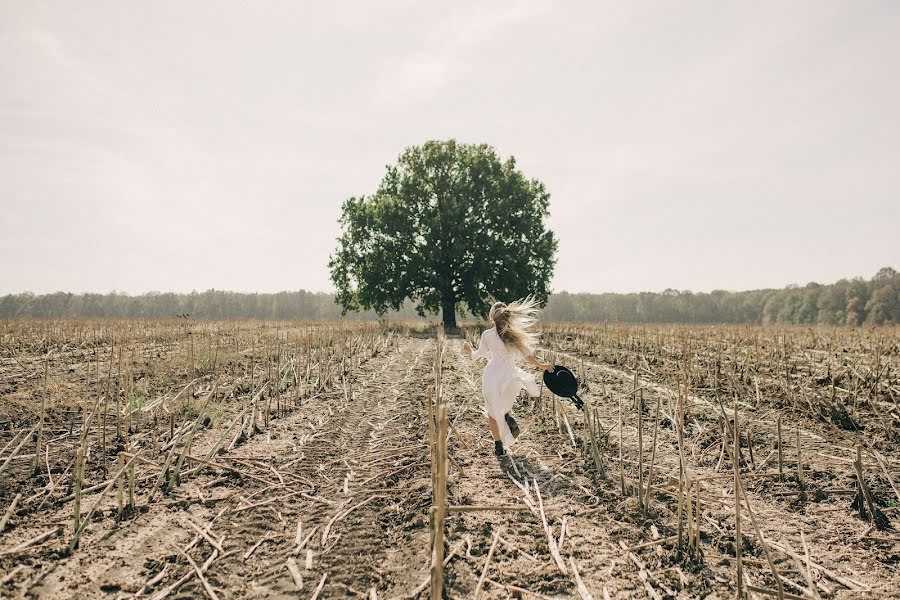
[490,296,541,356]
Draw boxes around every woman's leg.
[504,413,520,437]
[487,417,501,441]
[488,417,505,456]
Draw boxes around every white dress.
[470,327,541,447]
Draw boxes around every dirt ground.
[1,329,898,598]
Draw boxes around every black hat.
[542,365,584,410]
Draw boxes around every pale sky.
[1,1,898,295]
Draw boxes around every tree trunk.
[441,294,457,329]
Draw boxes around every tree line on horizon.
[0,267,896,326]
[542,267,898,326]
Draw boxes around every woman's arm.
[526,354,554,372]
[463,331,489,361]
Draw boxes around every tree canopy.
[329,140,557,327]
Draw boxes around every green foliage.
[329,140,557,327]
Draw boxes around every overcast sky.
[1,1,898,295]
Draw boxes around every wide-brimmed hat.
[542,365,584,410]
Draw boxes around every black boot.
[494,440,505,456]
[504,413,520,438]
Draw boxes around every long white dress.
[470,327,541,447]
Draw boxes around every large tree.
[329,140,557,327]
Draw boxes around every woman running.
[463,298,554,456]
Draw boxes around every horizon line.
[2,265,893,299]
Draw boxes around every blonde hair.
[490,296,540,356]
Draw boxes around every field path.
[21,336,436,599]
[437,340,738,598]
[437,341,651,598]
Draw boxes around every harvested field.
[0,320,898,598]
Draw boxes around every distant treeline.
[543,267,899,325]
[1,267,897,325]
[0,289,417,321]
